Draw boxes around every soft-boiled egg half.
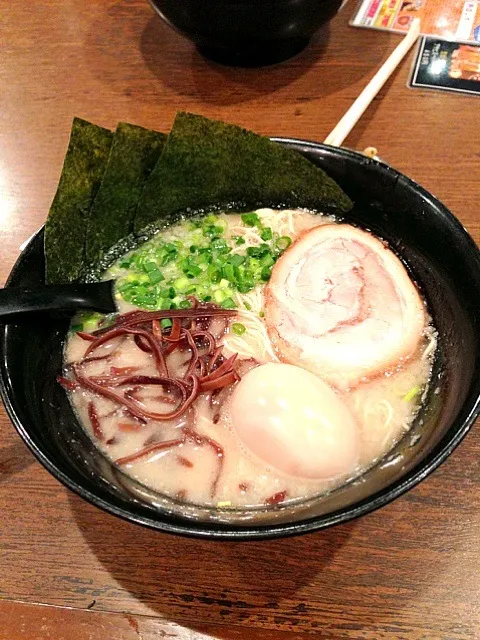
[230,363,359,480]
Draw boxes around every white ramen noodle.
[63,209,436,511]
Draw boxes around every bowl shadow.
[139,12,391,105]
[69,491,355,630]
[0,440,35,484]
[84,2,391,108]
[139,18,329,104]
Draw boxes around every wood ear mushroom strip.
[58,304,241,421]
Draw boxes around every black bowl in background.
[148,0,343,66]
[2,140,480,540]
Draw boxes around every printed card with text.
[409,37,480,96]
[351,0,480,42]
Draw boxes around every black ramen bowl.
[2,140,480,540]
[148,0,343,66]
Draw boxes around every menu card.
[351,0,480,43]
[409,37,480,95]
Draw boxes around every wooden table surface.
[2,1,480,638]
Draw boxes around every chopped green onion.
[133,297,151,306]
[229,254,245,266]
[117,281,133,293]
[241,212,261,227]
[242,273,256,288]
[246,244,271,258]
[174,276,191,292]
[232,265,242,282]
[222,263,235,282]
[71,324,83,333]
[202,221,224,238]
[197,253,210,265]
[188,266,201,277]
[211,238,228,252]
[158,287,171,299]
[260,265,272,281]
[232,322,246,336]
[195,285,209,298]
[221,297,236,309]
[144,261,158,272]
[403,386,421,402]
[207,266,221,284]
[161,318,172,329]
[236,281,254,294]
[276,236,292,251]
[148,269,164,284]
[109,210,293,314]
[214,217,227,229]
[213,289,226,304]
[159,252,175,266]
[178,300,192,309]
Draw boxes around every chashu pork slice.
[265,223,426,390]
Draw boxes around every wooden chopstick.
[324,18,421,148]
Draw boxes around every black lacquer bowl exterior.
[2,140,480,540]
[148,0,343,66]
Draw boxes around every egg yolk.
[230,363,359,480]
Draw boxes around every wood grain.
[0,600,312,640]
[1,1,480,638]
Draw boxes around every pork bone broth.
[62,209,437,512]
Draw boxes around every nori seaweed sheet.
[45,112,354,284]
[85,122,166,267]
[44,118,113,284]
[133,112,353,234]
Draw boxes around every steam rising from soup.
[61,209,436,513]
